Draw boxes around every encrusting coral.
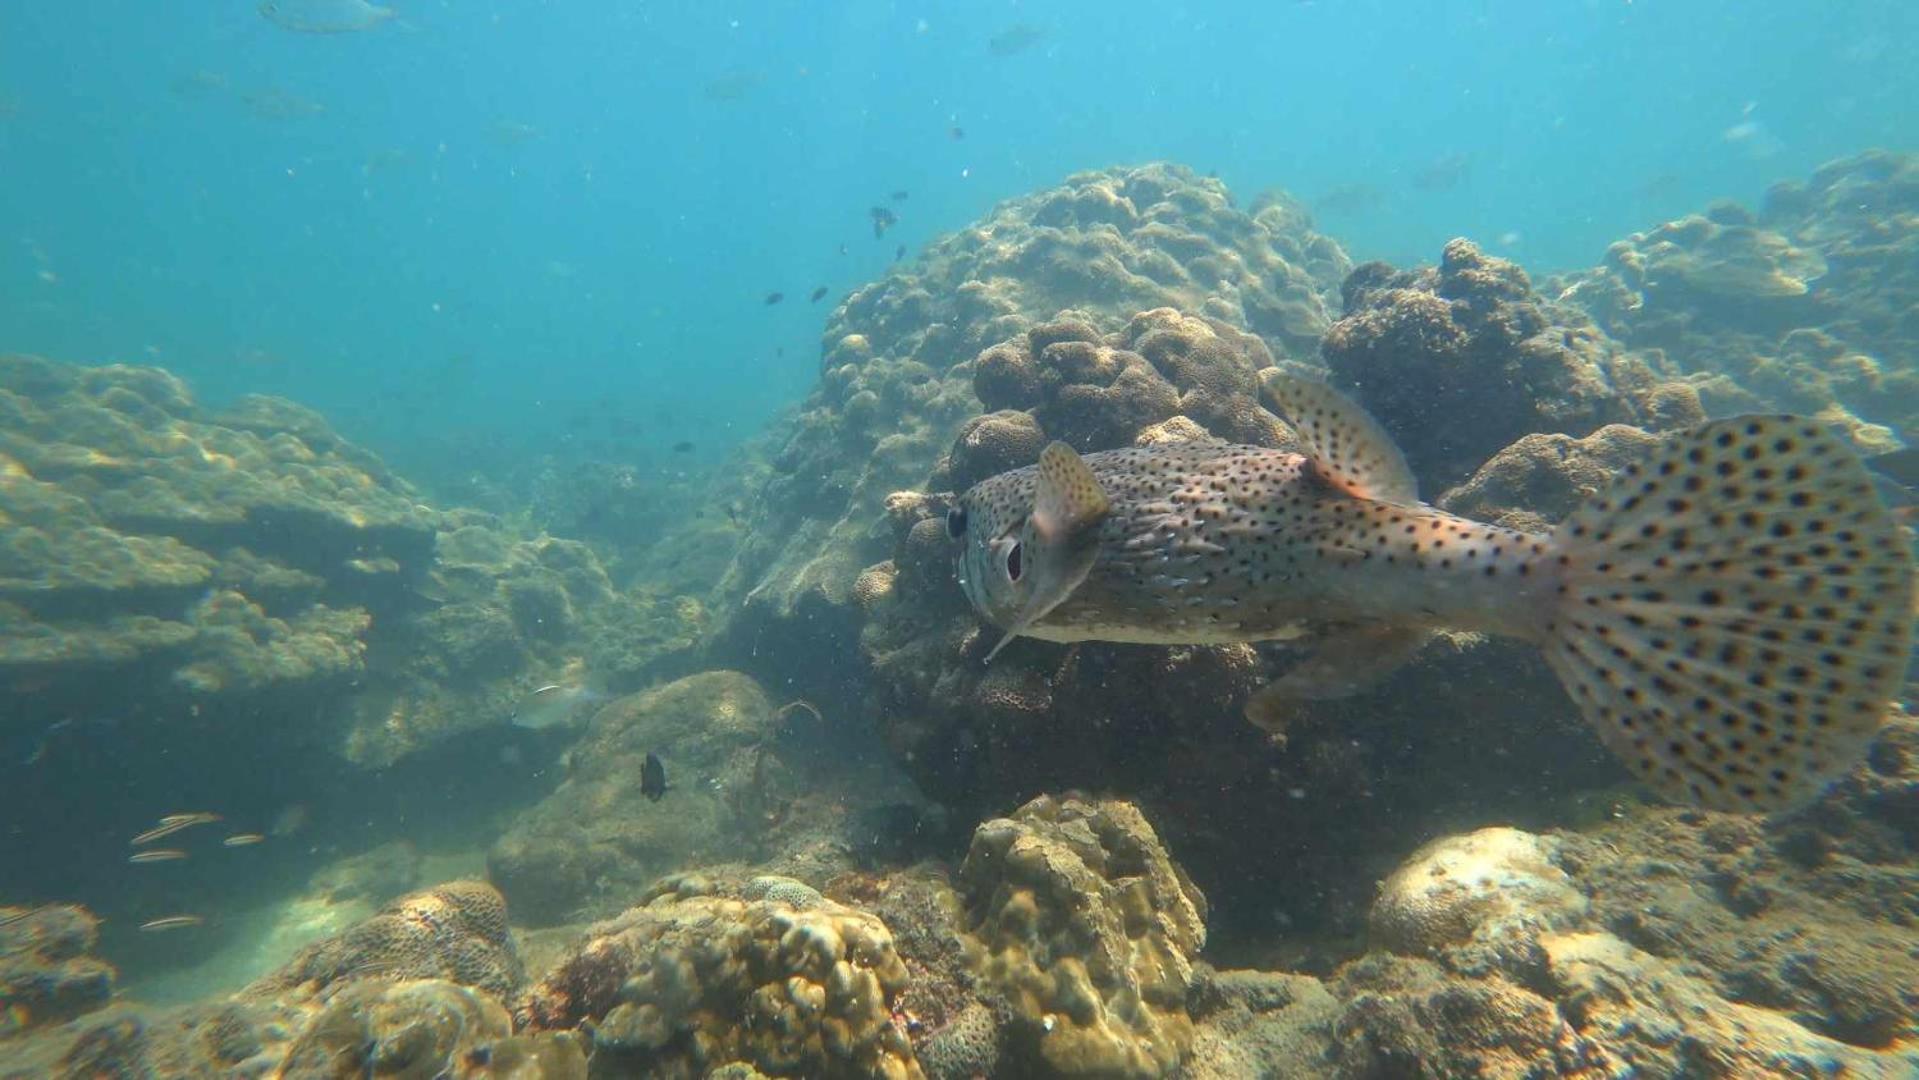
[515,873,922,1079]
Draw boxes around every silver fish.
[950,371,1915,813]
[510,683,605,730]
[258,0,395,34]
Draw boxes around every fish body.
[641,752,667,802]
[139,915,203,932]
[950,371,1915,813]
[130,849,189,863]
[258,0,395,33]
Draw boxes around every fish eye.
[1003,541,1023,583]
[946,506,968,538]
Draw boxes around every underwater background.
[1,2,1916,1078]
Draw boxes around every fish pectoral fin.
[1032,442,1110,541]
[1259,369,1418,504]
[985,443,1111,664]
[1245,625,1433,727]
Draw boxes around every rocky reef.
[487,669,926,927]
[1321,238,1702,492]
[1554,148,1919,450]
[706,163,1351,696]
[4,152,1916,1079]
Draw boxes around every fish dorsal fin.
[985,443,1110,661]
[1260,369,1418,504]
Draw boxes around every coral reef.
[515,873,921,1079]
[0,882,584,1078]
[1320,238,1699,491]
[957,795,1208,1079]
[0,904,114,1036]
[1555,149,1919,445]
[247,880,524,1001]
[0,354,431,699]
[706,164,1350,700]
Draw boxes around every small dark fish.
[671,441,695,454]
[641,752,667,802]
[889,190,909,201]
[989,23,1047,56]
[895,244,906,262]
[950,126,965,140]
[809,286,829,303]
[139,915,204,932]
[870,206,897,239]
[764,292,784,306]
[837,243,848,256]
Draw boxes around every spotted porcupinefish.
[948,370,1916,813]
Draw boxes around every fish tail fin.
[1539,415,1914,812]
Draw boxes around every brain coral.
[247,880,524,1002]
[957,795,1207,1079]
[516,875,922,1080]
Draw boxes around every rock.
[1180,967,1341,1079]
[957,795,1206,1078]
[1369,827,1588,974]
[0,904,115,1036]
[487,671,922,927]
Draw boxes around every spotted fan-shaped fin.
[1259,369,1417,504]
[1543,415,1915,813]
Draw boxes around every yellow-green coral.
[958,795,1207,1079]
[518,875,921,1079]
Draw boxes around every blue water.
[0,0,1913,480]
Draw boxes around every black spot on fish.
[671,441,694,453]
[870,206,897,238]
[763,291,784,305]
[809,286,828,303]
[641,752,667,802]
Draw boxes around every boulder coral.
[957,795,1208,1079]
[515,874,921,1080]
[1320,238,1698,492]
[247,880,525,1002]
